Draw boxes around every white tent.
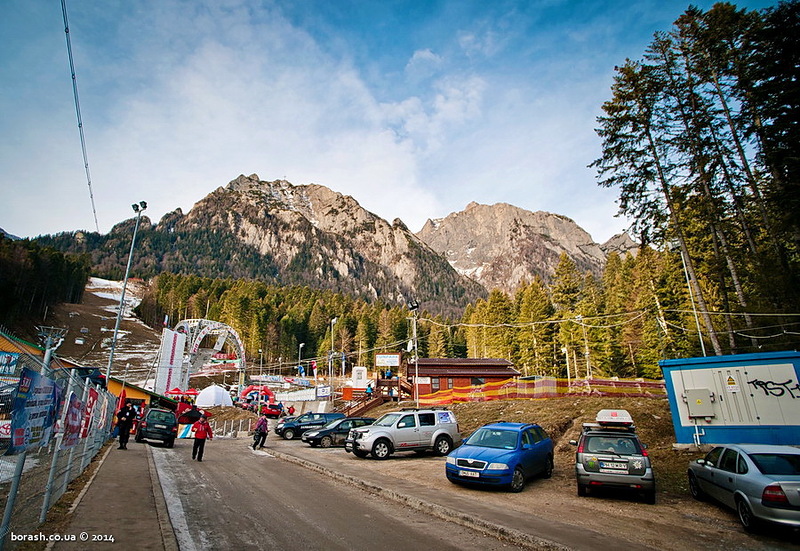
[195,385,233,407]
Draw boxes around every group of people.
[114,399,294,459]
[114,400,214,461]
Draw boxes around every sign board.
[316,385,331,398]
[375,353,401,367]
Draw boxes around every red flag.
[115,388,127,413]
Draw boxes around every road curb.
[146,444,179,551]
[268,448,568,551]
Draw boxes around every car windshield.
[749,453,800,475]
[322,418,344,429]
[584,435,639,455]
[148,411,174,423]
[465,428,518,449]
[374,413,402,427]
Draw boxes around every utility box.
[660,351,800,445]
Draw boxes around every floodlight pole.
[408,299,419,408]
[106,201,147,383]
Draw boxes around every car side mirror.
[569,439,578,446]
[696,458,707,466]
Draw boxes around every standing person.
[287,404,295,416]
[252,413,269,450]
[116,401,135,450]
[191,415,213,461]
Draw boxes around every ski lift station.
[660,351,800,446]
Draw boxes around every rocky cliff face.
[171,174,485,316]
[416,202,607,293]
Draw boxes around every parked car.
[135,408,178,447]
[274,412,345,440]
[260,402,282,418]
[687,443,800,532]
[445,422,554,492]
[301,417,375,448]
[344,407,460,459]
[570,409,656,503]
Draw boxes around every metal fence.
[0,330,117,550]
[419,376,667,406]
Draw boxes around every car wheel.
[353,449,369,458]
[135,432,143,443]
[434,435,453,456]
[283,429,295,440]
[577,483,587,497]
[688,472,705,501]
[320,436,333,448]
[736,498,760,532]
[643,489,656,505]
[372,439,392,460]
[166,438,174,449]
[509,467,525,493]
[542,456,554,479]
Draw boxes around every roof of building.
[409,358,521,378]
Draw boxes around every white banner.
[155,328,187,395]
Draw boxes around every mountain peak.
[416,202,606,292]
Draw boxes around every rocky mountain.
[600,232,640,257]
[416,202,609,293]
[37,175,486,318]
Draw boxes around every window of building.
[431,377,440,391]
[470,377,485,386]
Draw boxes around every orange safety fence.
[418,376,666,406]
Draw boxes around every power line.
[61,0,100,233]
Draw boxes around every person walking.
[252,413,269,450]
[116,401,135,450]
[191,415,213,461]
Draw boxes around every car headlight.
[446,456,456,465]
[488,462,509,470]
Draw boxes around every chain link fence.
[0,329,116,550]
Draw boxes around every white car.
[344,407,461,459]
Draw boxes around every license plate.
[155,424,167,429]
[599,461,627,470]
[459,470,480,478]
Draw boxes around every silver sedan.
[687,443,800,532]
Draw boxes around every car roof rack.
[399,406,449,411]
[582,409,637,433]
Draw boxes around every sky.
[0,0,775,243]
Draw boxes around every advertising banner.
[60,392,83,450]
[81,387,99,438]
[8,367,62,454]
[155,328,187,396]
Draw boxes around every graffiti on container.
[747,378,800,399]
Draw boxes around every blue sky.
[0,0,774,242]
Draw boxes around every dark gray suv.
[135,408,178,448]
[569,409,656,503]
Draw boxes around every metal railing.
[0,330,116,550]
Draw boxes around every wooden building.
[407,358,521,396]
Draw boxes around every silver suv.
[569,409,656,504]
[344,407,461,460]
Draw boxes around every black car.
[135,408,178,447]
[275,412,345,440]
[301,417,375,448]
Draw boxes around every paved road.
[151,439,530,551]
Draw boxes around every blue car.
[445,422,554,492]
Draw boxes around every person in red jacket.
[190,415,213,461]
